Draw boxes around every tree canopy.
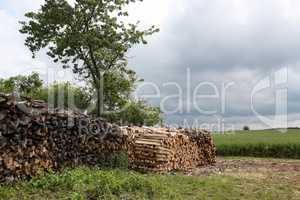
[0,72,43,97]
[20,0,159,116]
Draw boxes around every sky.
[1,0,300,131]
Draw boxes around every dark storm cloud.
[131,0,300,80]
[128,0,300,127]
[164,0,300,72]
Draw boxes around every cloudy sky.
[1,0,300,131]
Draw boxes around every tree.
[101,68,140,113]
[0,73,91,110]
[0,72,162,126]
[20,0,159,117]
[103,100,162,127]
[243,126,250,131]
[46,80,162,126]
[0,72,43,97]
[44,82,92,111]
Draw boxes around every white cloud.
[0,9,48,78]
[0,1,77,83]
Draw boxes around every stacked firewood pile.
[0,94,216,182]
[0,94,127,183]
[125,127,216,173]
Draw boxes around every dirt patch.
[192,158,300,178]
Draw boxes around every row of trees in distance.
[0,72,162,126]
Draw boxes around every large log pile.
[0,94,127,183]
[0,94,216,182]
[126,127,216,173]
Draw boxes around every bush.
[103,100,162,127]
[243,126,250,131]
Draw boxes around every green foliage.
[44,82,91,111]
[0,74,91,111]
[120,100,162,126]
[20,0,159,116]
[103,100,162,126]
[0,72,161,126]
[0,72,43,97]
[0,167,299,199]
[0,168,161,200]
[93,69,162,126]
[213,129,300,158]
[102,69,139,111]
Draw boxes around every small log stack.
[125,127,216,173]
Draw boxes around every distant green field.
[213,129,300,158]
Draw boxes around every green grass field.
[0,166,299,200]
[213,129,300,158]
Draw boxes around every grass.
[0,167,299,200]
[213,129,300,158]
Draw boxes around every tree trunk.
[96,75,104,117]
